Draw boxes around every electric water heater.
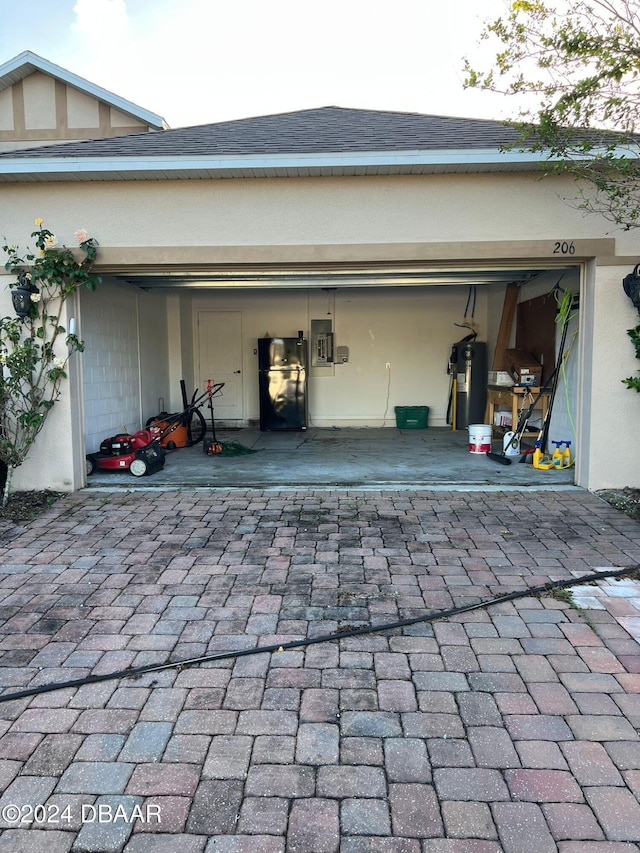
[452,339,487,430]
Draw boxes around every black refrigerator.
[258,337,308,430]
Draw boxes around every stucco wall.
[582,265,639,490]
[0,275,79,492]
[0,70,155,152]
[0,172,628,249]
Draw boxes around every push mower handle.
[191,383,225,408]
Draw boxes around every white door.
[197,311,244,421]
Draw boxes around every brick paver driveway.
[0,486,639,852]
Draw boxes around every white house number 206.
[553,241,575,255]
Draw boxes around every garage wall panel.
[138,290,170,424]
[81,279,141,452]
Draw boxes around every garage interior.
[82,260,580,489]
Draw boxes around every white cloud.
[72,0,129,39]
[56,0,514,127]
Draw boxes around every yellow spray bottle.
[533,440,554,470]
[562,441,572,468]
[552,442,564,469]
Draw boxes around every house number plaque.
[552,241,576,255]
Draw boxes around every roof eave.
[0,147,565,182]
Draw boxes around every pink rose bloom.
[75,229,89,243]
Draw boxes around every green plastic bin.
[394,406,429,429]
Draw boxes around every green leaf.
[463,0,640,229]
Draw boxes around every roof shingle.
[0,106,524,159]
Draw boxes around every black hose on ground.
[0,565,638,704]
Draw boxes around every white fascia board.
[0,144,628,178]
[0,147,552,176]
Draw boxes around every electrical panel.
[311,319,334,366]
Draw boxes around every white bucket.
[468,423,492,454]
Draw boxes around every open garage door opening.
[80,260,581,489]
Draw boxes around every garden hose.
[0,565,637,704]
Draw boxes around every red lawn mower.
[85,381,221,478]
[85,428,166,478]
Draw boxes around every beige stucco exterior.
[0,171,630,245]
[0,168,638,494]
[0,63,164,152]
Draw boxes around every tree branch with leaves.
[0,220,100,505]
[464,0,640,230]
[464,0,640,390]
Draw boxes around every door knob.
[234,370,241,374]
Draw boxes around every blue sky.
[2,0,511,128]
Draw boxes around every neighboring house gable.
[0,51,167,152]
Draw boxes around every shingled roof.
[0,106,525,159]
[0,105,615,183]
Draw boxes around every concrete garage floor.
[86,427,575,490]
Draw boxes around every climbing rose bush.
[0,220,100,504]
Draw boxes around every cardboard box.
[488,370,514,387]
[505,349,542,387]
